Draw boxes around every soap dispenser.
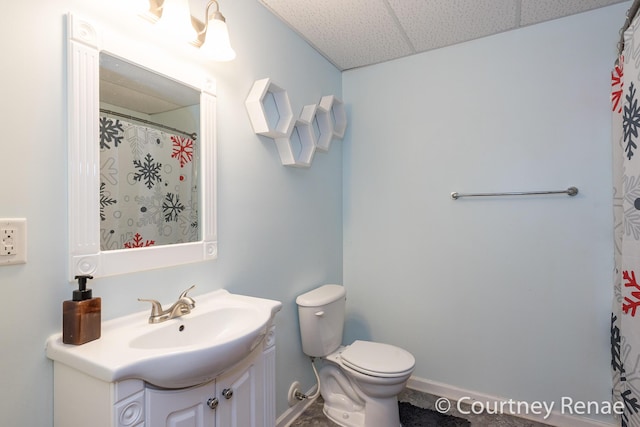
[63,275,101,345]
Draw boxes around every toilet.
[296,284,415,427]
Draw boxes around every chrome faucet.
[139,285,197,324]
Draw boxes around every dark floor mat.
[399,401,471,427]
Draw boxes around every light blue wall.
[343,3,626,424]
[0,0,629,425]
[0,1,341,425]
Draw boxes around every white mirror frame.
[67,13,217,280]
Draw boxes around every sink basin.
[129,306,261,350]
[46,289,282,388]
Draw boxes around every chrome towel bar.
[451,186,578,200]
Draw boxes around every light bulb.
[202,13,236,61]
[154,0,196,44]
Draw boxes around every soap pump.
[63,275,101,345]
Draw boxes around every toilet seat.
[340,340,415,378]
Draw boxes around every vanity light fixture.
[191,0,236,62]
[140,0,236,61]
[153,0,196,44]
[138,0,163,23]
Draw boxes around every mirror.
[99,52,200,250]
[67,13,217,279]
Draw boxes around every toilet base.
[322,395,401,427]
[323,404,365,427]
[319,360,404,427]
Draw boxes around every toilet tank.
[296,284,346,357]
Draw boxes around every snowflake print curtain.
[99,114,198,250]
[612,8,640,426]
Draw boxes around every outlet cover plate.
[0,218,26,265]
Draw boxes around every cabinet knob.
[207,397,219,409]
[222,388,233,399]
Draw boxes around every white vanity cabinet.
[52,328,277,427]
[145,380,216,426]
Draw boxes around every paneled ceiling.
[258,0,628,70]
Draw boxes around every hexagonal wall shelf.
[246,78,348,168]
[311,102,334,152]
[274,105,317,168]
[319,95,347,139]
[245,78,294,138]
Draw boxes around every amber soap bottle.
[63,275,101,345]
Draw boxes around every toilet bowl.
[320,341,415,427]
[296,285,415,427]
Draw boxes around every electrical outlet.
[0,218,26,265]
[1,229,15,255]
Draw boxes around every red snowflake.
[612,55,624,114]
[623,270,640,316]
[171,135,194,168]
[124,232,155,248]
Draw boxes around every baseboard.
[276,385,319,427]
[407,376,617,427]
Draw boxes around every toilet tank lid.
[296,284,346,307]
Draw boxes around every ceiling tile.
[388,0,519,52]
[258,0,629,70]
[259,0,414,70]
[520,0,627,26]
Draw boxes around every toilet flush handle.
[315,311,324,317]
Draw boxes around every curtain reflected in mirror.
[98,53,200,251]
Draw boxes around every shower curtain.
[99,114,199,251]
[612,4,640,426]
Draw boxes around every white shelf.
[246,79,347,168]
[319,95,347,139]
[245,78,294,138]
[310,101,334,152]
